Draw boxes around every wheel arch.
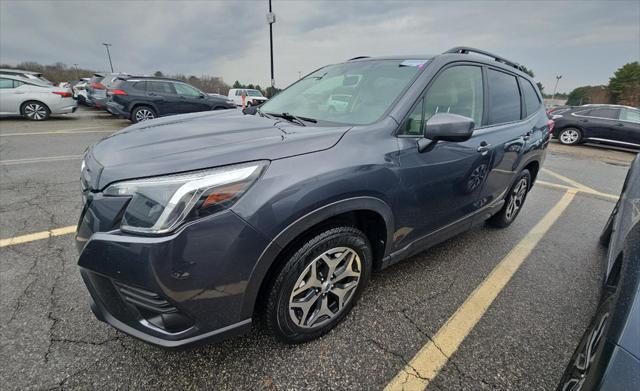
[239,196,394,319]
[130,102,159,116]
[20,99,51,114]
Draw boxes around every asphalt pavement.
[0,107,637,390]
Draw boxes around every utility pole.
[73,63,79,80]
[551,75,562,103]
[298,71,301,79]
[267,0,276,88]
[102,43,114,73]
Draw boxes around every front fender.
[238,196,394,319]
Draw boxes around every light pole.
[551,75,562,103]
[73,63,79,80]
[102,43,114,73]
[267,0,275,88]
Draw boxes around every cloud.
[1,0,638,92]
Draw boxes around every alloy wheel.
[288,247,362,328]
[135,109,155,122]
[24,103,47,120]
[505,177,528,221]
[560,129,580,144]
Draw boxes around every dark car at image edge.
[557,154,640,390]
[105,76,236,122]
[551,104,640,149]
[76,47,552,348]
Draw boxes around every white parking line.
[0,155,83,165]
[0,127,117,137]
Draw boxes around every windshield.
[261,59,426,125]
[247,90,263,97]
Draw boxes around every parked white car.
[73,79,90,105]
[0,68,53,85]
[228,88,268,106]
[0,75,77,120]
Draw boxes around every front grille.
[114,281,177,314]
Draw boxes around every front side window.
[174,83,202,97]
[520,77,540,117]
[620,108,640,123]
[488,69,521,124]
[402,98,424,136]
[0,78,15,89]
[260,59,425,126]
[423,65,483,127]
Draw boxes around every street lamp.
[102,43,114,73]
[551,75,562,103]
[266,0,275,88]
[73,63,79,80]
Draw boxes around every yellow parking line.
[0,128,115,137]
[0,155,83,165]
[541,168,599,193]
[0,225,76,248]
[384,190,576,391]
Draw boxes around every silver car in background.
[0,68,53,85]
[0,74,77,120]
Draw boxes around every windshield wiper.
[267,112,317,126]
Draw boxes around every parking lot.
[0,108,637,390]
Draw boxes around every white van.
[228,89,268,106]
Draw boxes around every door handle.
[580,119,589,123]
[615,123,624,127]
[477,142,491,154]
[523,131,532,140]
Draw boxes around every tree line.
[565,62,639,106]
[0,61,281,98]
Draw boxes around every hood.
[88,110,349,189]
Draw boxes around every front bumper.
[76,193,270,347]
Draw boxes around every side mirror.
[418,113,474,152]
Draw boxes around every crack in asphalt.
[399,309,498,389]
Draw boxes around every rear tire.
[487,170,531,228]
[21,101,50,121]
[558,127,582,145]
[131,106,156,123]
[264,226,372,343]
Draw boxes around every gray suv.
[76,47,551,347]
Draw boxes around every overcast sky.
[1,0,638,92]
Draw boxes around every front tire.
[487,170,531,228]
[558,127,582,145]
[264,226,372,343]
[21,101,50,120]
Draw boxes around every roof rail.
[348,56,370,61]
[444,47,523,71]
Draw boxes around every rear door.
[475,68,530,207]
[618,107,640,145]
[172,82,210,113]
[146,81,180,115]
[573,107,621,141]
[395,64,487,248]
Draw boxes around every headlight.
[104,161,268,235]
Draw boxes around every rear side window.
[423,65,484,127]
[488,69,521,124]
[588,107,619,119]
[520,78,540,117]
[133,81,147,91]
[148,81,176,94]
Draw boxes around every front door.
[618,107,640,145]
[173,83,210,113]
[395,64,488,249]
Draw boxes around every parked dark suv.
[105,76,236,122]
[552,104,640,148]
[76,47,551,347]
